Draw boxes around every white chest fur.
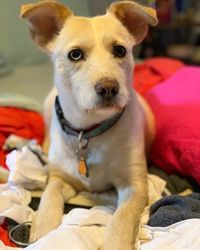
[48,112,114,191]
[48,95,147,193]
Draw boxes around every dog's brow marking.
[90,19,103,50]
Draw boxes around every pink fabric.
[133,57,184,95]
[145,66,200,184]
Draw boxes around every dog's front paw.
[29,221,48,243]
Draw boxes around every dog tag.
[77,132,89,177]
[77,148,89,177]
[79,158,89,177]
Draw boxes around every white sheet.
[140,219,200,250]
[1,146,200,250]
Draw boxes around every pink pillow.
[145,66,200,184]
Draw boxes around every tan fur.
[0,168,9,183]
[21,1,157,249]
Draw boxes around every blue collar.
[55,96,125,139]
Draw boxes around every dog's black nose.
[95,78,119,100]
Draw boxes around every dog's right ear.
[20,1,73,51]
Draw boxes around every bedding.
[148,193,200,227]
[0,144,200,250]
[145,66,200,184]
[0,94,45,172]
[133,57,184,95]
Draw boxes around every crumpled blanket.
[133,57,184,95]
[1,146,200,250]
[140,218,200,250]
[0,107,44,170]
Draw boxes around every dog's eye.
[113,45,126,58]
[68,49,84,61]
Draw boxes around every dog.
[21,1,157,249]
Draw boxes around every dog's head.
[21,1,157,117]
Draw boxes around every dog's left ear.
[107,1,158,44]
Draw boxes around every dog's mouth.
[86,100,124,113]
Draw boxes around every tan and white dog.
[21,1,157,249]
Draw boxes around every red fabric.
[145,67,200,184]
[0,224,16,247]
[133,57,184,95]
[0,107,45,169]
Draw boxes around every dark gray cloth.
[148,193,200,227]
[148,166,200,194]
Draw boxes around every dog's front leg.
[30,175,76,242]
[101,180,148,250]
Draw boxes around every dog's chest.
[50,107,135,192]
[76,140,114,191]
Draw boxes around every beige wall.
[0,0,90,67]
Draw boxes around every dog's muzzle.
[95,78,119,102]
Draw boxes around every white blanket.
[1,146,200,250]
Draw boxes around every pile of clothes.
[0,94,44,183]
[1,144,200,249]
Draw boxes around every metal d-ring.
[78,131,89,150]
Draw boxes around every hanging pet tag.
[79,158,89,177]
[77,132,89,177]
